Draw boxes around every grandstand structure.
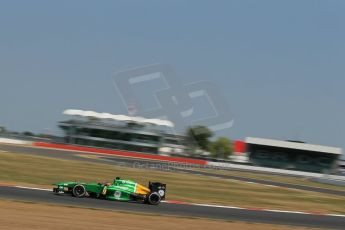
[59,109,186,154]
[339,160,345,175]
[244,137,342,173]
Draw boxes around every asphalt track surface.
[0,186,344,229]
[1,144,345,197]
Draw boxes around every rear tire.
[72,184,86,198]
[147,192,161,205]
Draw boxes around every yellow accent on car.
[135,184,150,195]
[102,186,107,195]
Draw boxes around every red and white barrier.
[33,142,208,165]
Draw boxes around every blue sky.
[0,0,344,153]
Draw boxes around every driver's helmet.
[113,177,121,184]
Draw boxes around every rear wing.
[149,182,166,199]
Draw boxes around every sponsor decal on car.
[115,191,122,198]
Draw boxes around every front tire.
[72,184,86,198]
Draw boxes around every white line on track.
[245,181,257,184]
[326,214,345,217]
[15,186,51,191]
[264,209,309,214]
[264,184,279,188]
[186,203,246,210]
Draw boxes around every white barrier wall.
[0,138,31,145]
[207,161,345,181]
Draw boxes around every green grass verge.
[0,151,345,214]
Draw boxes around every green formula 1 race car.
[53,177,166,205]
